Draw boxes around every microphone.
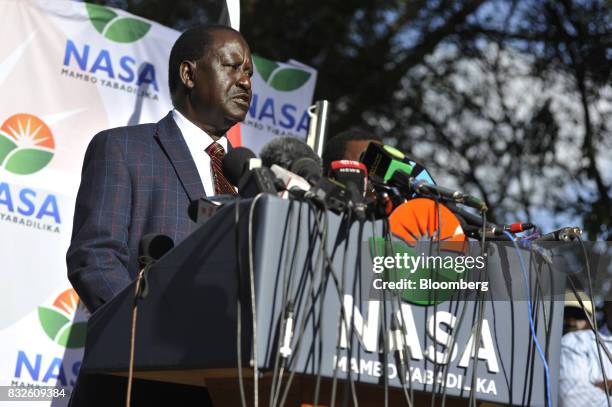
[188,199,222,224]
[361,142,436,185]
[137,233,174,299]
[222,147,278,198]
[389,170,488,212]
[260,136,322,171]
[329,160,368,197]
[290,157,322,183]
[535,227,582,242]
[270,164,312,199]
[222,147,258,187]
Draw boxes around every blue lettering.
[248,94,258,118]
[297,110,310,134]
[71,361,81,388]
[90,50,114,78]
[63,40,89,70]
[42,358,67,386]
[258,98,276,124]
[118,56,135,82]
[14,351,41,380]
[17,188,35,216]
[0,182,14,212]
[37,195,61,223]
[279,104,297,129]
[137,63,159,91]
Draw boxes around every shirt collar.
[172,109,228,152]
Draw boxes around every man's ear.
[179,61,197,89]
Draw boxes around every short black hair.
[168,24,238,102]
[322,128,382,171]
[260,137,321,169]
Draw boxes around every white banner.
[0,1,317,406]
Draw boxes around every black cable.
[268,200,296,407]
[381,212,415,407]
[234,198,248,407]
[248,194,267,407]
[312,206,330,407]
[578,236,612,407]
[277,200,334,406]
[330,210,352,407]
[466,210,488,407]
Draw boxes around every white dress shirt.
[559,325,612,406]
[172,109,229,197]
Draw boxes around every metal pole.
[306,100,330,158]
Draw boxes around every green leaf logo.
[0,114,55,175]
[253,55,311,92]
[38,289,87,349]
[4,149,53,175]
[86,4,151,43]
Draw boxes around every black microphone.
[290,157,322,183]
[137,233,174,299]
[222,147,278,198]
[390,170,488,212]
[260,136,321,169]
[535,227,582,242]
[329,160,368,197]
[188,199,221,224]
[222,147,258,187]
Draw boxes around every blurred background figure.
[560,301,612,406]
[322,128,382,174]
[564,289,594,335]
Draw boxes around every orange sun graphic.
[52,289,80,316]
[0,113,54,149]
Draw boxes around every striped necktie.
[205,142,237,196]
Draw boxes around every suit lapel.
[155,112,205,201]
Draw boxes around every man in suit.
[67,24,252,313]
[66,24,253,406]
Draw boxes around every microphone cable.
[578,235,612,406]
[380,213,415,407]
[248,193,268,407]
[504,230,552,407]
[276,200,329,407]
[465,210,488,407]
[234,199,248,407]
[268,199,298,407]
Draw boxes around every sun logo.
[38,289,88,349]
[0,113,55,175]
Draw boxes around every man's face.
[190,30,253,132]
[344,139,380,162]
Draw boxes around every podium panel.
[81,196,563,406]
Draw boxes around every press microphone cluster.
[360,142,488,212]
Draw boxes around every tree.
[98,0,611,238]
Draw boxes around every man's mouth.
[232,94,251,106]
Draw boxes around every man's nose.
[237,71,251,91]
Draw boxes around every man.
[66,25,252,406]
[560,301,612,406]
[67,24,252,313]
[322,127,382,174]
[563,289,594,334]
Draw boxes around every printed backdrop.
[0,1,316,405]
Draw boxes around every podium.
[80,196,564,406]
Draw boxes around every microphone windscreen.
[222,147,257,187]
[290,157,322,181]
[330,160,368,196]
[139,233,174,261]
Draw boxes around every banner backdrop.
[0,1,317,405]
